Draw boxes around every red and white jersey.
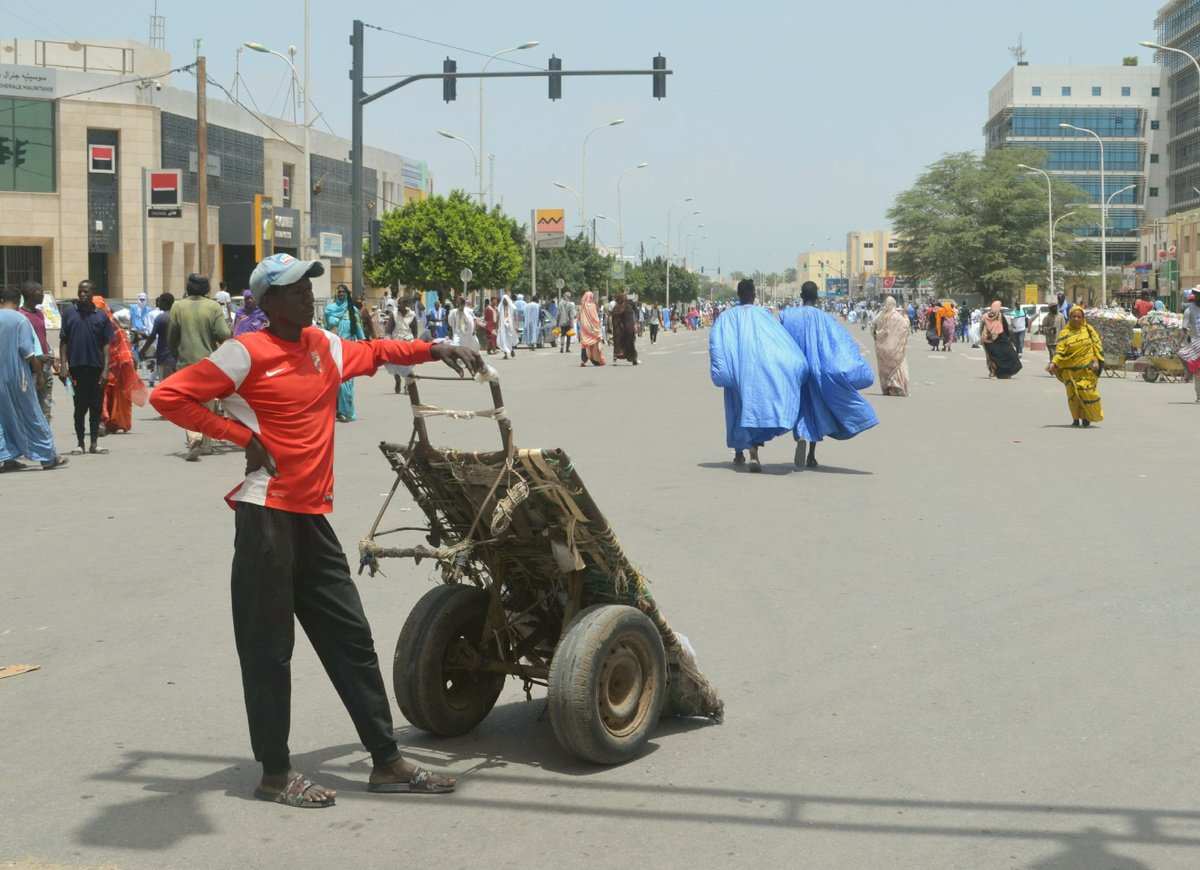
[150,328,433,514]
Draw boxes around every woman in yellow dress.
[1046,305,1104,427]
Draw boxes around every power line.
[362,22,543,72]
[196,69,304,154]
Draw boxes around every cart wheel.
[1143,368,1160,383]
[393,585,505,737]
[548,604,666,765]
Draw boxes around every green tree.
[783,267,798,283]
[509,232,618,300]
[623,257,699,305]
[887,149,1095,305]
[365,190,522,299]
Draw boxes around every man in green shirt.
[167,274,231,460]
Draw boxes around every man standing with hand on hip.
[151,253,482,808]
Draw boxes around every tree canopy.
[886,149,1096,304]
[365,190,523,298]
[623,256,700,305]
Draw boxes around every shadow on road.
[75,734,1196,866]
[695,462,871,476]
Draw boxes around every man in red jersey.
[152,254,482,808]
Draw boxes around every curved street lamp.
[438,129,479,185]
[581,119,624,236]
[616,161,648,256]
[1018,163,1055,300]
[665,198,695,310]
[1059,122,1110,305]
[553,181,581,223]
[479,41,539,207]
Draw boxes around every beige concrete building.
[796,250,847,297]
[845,230,898,297]
[0,37,432,299]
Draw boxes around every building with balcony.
[984,63,1169,269]
[0,37,433,298]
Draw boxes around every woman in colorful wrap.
[980,301,1022,379]
[1046,305,1104,427]
[94,296,148,434]
[871,296,910,396]
[578,291,606,367]
[937,301,956,351]
[322,285,365,421]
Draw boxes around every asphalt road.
[2,320,1197,869]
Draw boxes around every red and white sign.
[1169,245,1177,256]
[147,168,183,218]
[882,276,896,288]
[1159,249,1168,259]
[88,144,115,173]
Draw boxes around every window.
[1153,87,1161,96]
[1152,120,1161,130]
[1032,86,1042,96]
[1011,108,1140,138]
[1092,86,1102,96]
[1151,153,1160,163]
[1150,187,1160,197]
[0,98,55,193]
[1122,86,1131,96]
[1062,86,1072,96]
[281,163,293,206]
[863,242,874,248]
[863,260,874,267]
[888,241,899,248]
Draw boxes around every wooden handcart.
[358,366,723,764]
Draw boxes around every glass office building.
[1155,0,1200,212]
[985,65,1169,266]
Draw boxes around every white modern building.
[984,63,1170,268]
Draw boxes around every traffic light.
[13,139,27,168]
[652,54,666,99]
[802,264,807,271]
[0,136,10,166]
[701,266,705,274]
[548,55,562,100]
[442,57,457,102]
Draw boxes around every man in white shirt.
[215,282,233,325]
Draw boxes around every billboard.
[535,208,565,248]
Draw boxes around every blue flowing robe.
[522,301,541,346]
[323,298,366,420]
[780,305,878,443]
[709,304,808,450]
[0,309,56,464]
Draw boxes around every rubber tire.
[547,604,667,765]
[1143,368,1160,383]
[393,585,505,737]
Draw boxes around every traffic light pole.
[349,19,671,297]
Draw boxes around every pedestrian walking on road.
[872,295,910,397]
[483,298,498,354]
[649,304,661,344]
[781,282,878,468]
[497,293,518,359]
[58,280,113,455]
[612,292,639,365]
[141,293,177,389]
[94,295,148,435]
[233,290,268,337]
[1010,305,1028,357]
[557,292,577,353]
[0,286,67,471]
[1039,302,1065,364]
[448,296,480,353]
[1047,305,1104,427]
[18,281,56,421]
[578,291,606,367]
[709,279,807,472]
[937,301,956,352]
[323,285,365,422]
[169,273,232,458]
[150,252,479,808]
[980,301,1022,379]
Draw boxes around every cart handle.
[403,364,513,453]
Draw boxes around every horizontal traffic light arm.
[361,67,673,106]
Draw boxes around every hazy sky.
[2,0,1160,275]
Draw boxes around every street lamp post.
[479,41,539,208]
[615,161,647,256]
[1018,163,1054,301]
[438,129,480,185]
[676,212,701,260]
[552,180,581,224]
[665,197,694,311]
[593,213,619,247]
[1051,211,1076,298]
[245,38,310,259]
[1059,122,1108,305]
[581,119,624,239]
[1104,183,1137,306]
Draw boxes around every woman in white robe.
[497,293,519,359]
[447,297,480,352]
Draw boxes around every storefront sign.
[147,169,182,218]
[273,207,300,248]
[0,65,56,99]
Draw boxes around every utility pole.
[197,53,209,276]
[350,20,365,299]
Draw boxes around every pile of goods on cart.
[1137,309,1185,382]
[1083,307,1137,377]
